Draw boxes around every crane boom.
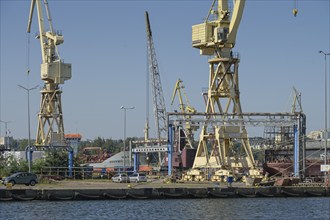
[227,0,245,46]
[27,0,36,33]
[171,79,197,149]
[292,87,303,113]
[27,0,70,83]
[171,79,196,114]
[171,79,184,110]
[145,11,167,142]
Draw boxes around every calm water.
[1,198,329,220]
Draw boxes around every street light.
[120,106,135,171]
[319,51,330,166]
[18,84,38,173]
[319,50,330,173]
[0,120,12,149]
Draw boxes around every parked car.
[129,173,147,183]
[111,173,129,183]
[3,172,38,186]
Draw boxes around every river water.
[1,197,329,220]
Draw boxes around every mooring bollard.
[6,183,12,189]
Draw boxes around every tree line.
[8,136,141,152]
[0,136,142,177]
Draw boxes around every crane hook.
[293,8,298,17]
[292,0,298,17]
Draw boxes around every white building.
[2,151,45,162]
[88,151,131,170]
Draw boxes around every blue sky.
[0,0,329,140]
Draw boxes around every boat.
[263,161,325,178]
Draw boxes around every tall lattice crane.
[27,0,71,147]
[189,0,261,180]
[145,11,167,143]
[143,11,168,167]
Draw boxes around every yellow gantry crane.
[186,0,262,181]
[171,79,197,149]
[27,0,71,147]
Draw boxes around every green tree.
[44,150,69,167]
[17,139,29,151]
[253,149,265,164]
[0,154,29,177]
[32,158,47,173]
[93,137,105,148]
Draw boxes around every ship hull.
[263,161,324,177]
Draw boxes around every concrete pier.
[0,180,329,201]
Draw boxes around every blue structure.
[65,134,82,156]
[294,124,299,177]
[168,124,173,176]
[133,153,139,173]
[68,148,73,178]
[29,149,33,165]
[25,145,74,176]
[25,146,33,172]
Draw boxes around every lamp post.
[0,120,12,149]
[319,51,330,166]
[120,106,135,171]
[18,84,38,173]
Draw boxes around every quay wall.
[0,186,329,201]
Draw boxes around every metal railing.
[39,166,112,180]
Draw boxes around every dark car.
[3,172,38,186]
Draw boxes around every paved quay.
[1,179,329,201]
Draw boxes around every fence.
[39,166,113,180]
